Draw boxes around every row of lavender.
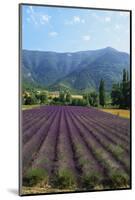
[22,106,130,191]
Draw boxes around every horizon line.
[22,46,129,54]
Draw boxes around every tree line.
[22,89,100,107]
[22,69,130,109]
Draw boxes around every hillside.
[22,47,130,92]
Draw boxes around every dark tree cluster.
[111,69,130,108]
[23,91,48,105]
[52,90,87,106]
[83,91,99,107]
[52,90,72,105]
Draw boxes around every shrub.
[23,168,47,187]
[51,169,76,189]
[25,95,37,105]
[111,145,124,160]
[71,98,88,106]
[78,158,88,167]
[52,97,59,102]
[94,149,110,170]
[81,172,100,189]
[109,170,129,188]
[39,92,48,104]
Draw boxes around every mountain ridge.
[22,47,130,92]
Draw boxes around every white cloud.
[27,6,38,26]
[26,6,51,26]
[105,17,111,22]
[92,13,112,23]
[30,6,34,13]
[82,35,91,41]
[49,32,58,37]
[73,16,81,23]
[40,15,51,24]
[65,16,85,25]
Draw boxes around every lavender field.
[22,106,130,194]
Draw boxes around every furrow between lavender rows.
[74,109,130,153]
[65,107,129,188]
[64,107,109,183]
[49,107,80,187]
[22,106,56,126]
[22,107,61,174]
[22,107,47,122]
[22,109,54,133]
[30,107,62,177]
[76,108,130,142]
[67,108,130,174]
[81,107,130,134]
[23,109,58,145]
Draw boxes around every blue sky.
[22,5,130,53]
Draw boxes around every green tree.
[123,69,127,82]
[111,83,122,106]
[59,91,65,102]
[99,79,106,106]
[71,98,78,106]
[83,92,98,107]
[125,80,130,108]
[90,91,99,107]
[111,69,130,108]
[25,94,37,105]
[71,98,87,106]
[122,70,130,108]
[83,93,90,106]
[39,91,48,104]
[77,99,87,106]
[65,91,72,103]
[126,70,129,82]
[53,97,59,102]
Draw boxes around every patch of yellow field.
[71,95,83,99]
[48,94,59,98]
[48,94,83,99]
[100,108,130,119]
[22,105,40,110]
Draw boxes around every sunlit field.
[22,105,40,110]
[99,109,130,119]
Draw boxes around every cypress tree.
[99,79,106,106]
[126,70,129,82]
[66,91,71,103]
[123,69,127,82]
